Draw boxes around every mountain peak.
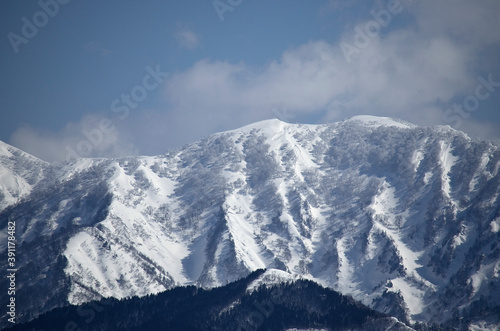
[226,118,288,134]
[223,115,416,141]
[0,140,49,164]
[346,115,415,129]
[2,116,500,330]
[0,140,49,211]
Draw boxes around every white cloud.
[11,1,500,161]
[322,0,361,12]
[84,41,112,57]
[9,114,137,163]
[412,0,500,47]
[155,0,499,144]
[174,28,201,50]
[161,35,470,129]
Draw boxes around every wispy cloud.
[10,1,500,161]
[84,41,112,57]
[174,28,201,50]
[154,0,499,143]
[161,36,469,129]
[10,114,137,163]
[321,0,361,12]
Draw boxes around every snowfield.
[1,116,499,329]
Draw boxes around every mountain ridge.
[7,269,415,331]
[0,140,49,212]
[1,116,499,330]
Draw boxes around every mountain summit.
[1,117,499,329]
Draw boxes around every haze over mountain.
[1,116,499,330]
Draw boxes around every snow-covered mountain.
[1,116,499,329]
[0,141,49,212]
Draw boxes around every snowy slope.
[1,116,499,329]
[0,141,49,212]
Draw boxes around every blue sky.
[1,0,499,162]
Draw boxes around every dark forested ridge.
[7,269,414,331]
